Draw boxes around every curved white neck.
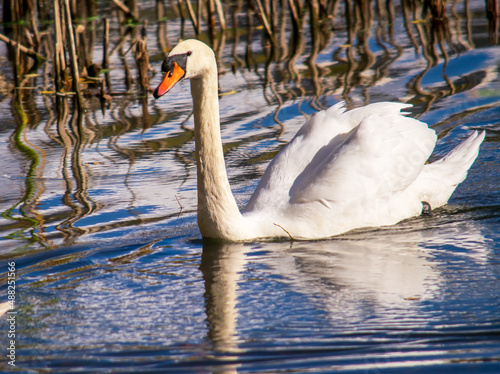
[190,71,243,239]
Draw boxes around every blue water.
[1,1,500,372]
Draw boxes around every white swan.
[153,39,485,241]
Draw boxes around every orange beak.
[153,62,185,98]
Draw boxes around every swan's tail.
[412,130,486,208]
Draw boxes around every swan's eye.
[187,51,192,56]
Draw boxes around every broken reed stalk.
[103,18,111,89]
[486,0,499,18]
[53,0,66,93]
[252,0,276,44]
[214,0,226,30]
[288,0,302,36]
[62,0,84,110]
[424,0,447,19]
[207,0,217,41]
[181,0,199,34]
[112,0,139,22]
[157,0,170,53]
[0,33,46,63]
[134,22,151,92]
[197,0,203,35]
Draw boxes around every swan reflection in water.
[199,217,489,366]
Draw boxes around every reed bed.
[1,0,498,110]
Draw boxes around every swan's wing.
[289,110,437,209]
[245,102,349,211]
[245,102,421,212]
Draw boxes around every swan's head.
[153,39,215,99]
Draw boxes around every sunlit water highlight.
[1,0,499,372]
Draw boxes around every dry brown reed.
[0,0,499,112]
